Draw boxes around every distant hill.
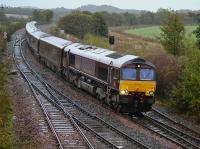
[20,6,39,9]
[52,7,71,14]
[4,5,200,16]
[76,4,146,14]
[3,5,199,23]
[176,9,200,14]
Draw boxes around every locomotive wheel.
[117,104,122,113]
[111,101,119,110]
[105,96,111,106]
[96,94,101,101]
[111,95,119,109]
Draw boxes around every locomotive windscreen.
[140,69,155,80]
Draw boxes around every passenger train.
[25,21,156,115]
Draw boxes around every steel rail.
[13,33,95,149]
[44,81,149,149]
[152,107,200,137]
[144,114,200,148]
[12,35,64,149]
[20,33,149,148]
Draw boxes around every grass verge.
[0,58,15,149]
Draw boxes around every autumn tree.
[160,11,185,55]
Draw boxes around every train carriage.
[26,22,49,56]
[39,36,71,72]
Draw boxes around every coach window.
[69,54,75,66]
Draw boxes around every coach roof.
[64,43,138,68]
[26,21,40,34]
[40,36,72,49]
[30,31,49,40]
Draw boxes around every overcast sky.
[1,0,200,11]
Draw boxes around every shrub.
[81,33,109,49]
[171,36,200,121]
[145,51,183,98]
[49,26,60,37]
[189,99,200,122]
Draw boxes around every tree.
[193,13,200,49]
[139,11,155,25]
[43,10,53,23]
[58,13,108,39]
[58,13,93,39]
[92,13,108,37]
[32,9,53,24]
[154,9,168,24]
[160,11,185,55]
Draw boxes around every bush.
[146,51,183,98]
[49,26,60,37]
[171,36,200,121]
[189,99,200,122]
[193,25,200,49]
[81,33,109,49]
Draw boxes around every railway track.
[12,31,149,149]
[13,33,95,149]
[151,107,200,138]
[146,108,200,148]
[130,109,200,149]
[45,81,148,149]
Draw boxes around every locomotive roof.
[64,43,138,68]
[26,21,40,33]
[41,36,72,49]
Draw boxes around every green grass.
[125,25,198,39]
[0,25,15,149]
[0,63,14,149]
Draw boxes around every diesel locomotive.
[26,21,156,114]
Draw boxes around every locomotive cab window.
[121,68,136,80]
[140,69,155,80]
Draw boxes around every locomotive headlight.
[146,91,154,96]
[120,89,128,95]
[149,91,154,96]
